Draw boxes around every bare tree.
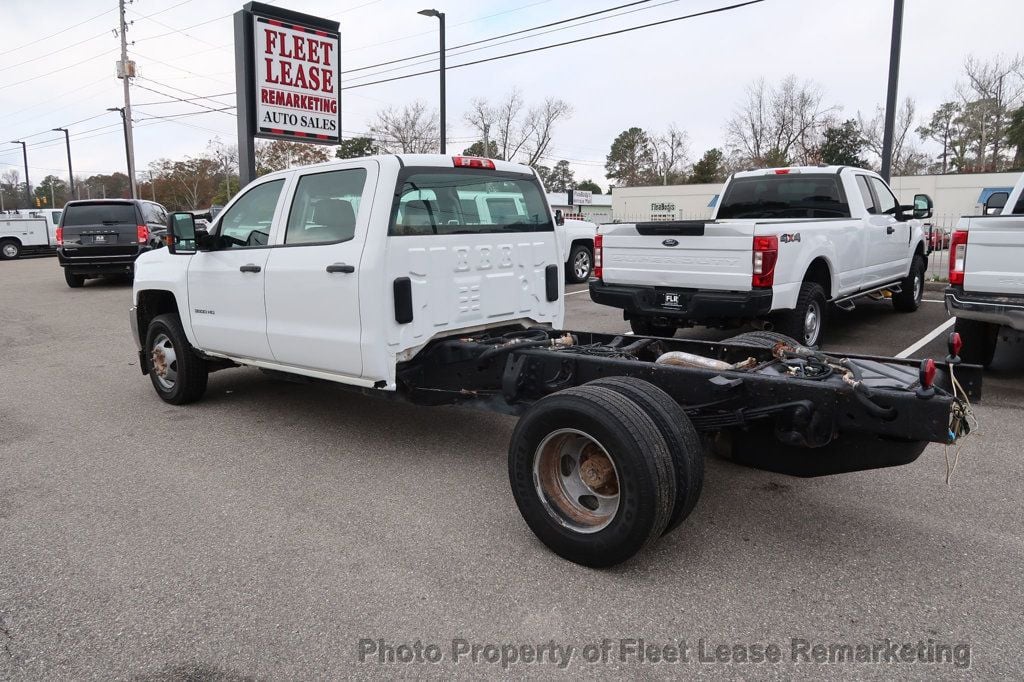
[463,88,572,165]
[858,97,928,175]
[522,97,573,166]
[371,101,440,154]
[725,75,836,167]
[955,53,1024,169]
[652,124,689,184]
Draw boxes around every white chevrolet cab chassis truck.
[591,166,934,346]
[129,155,979,567]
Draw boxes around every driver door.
[187,176,290,360]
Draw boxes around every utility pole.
[50,182,55,208]
[149,170,156,201]
[483,122,490,157]
[879,0,904,182]
[117,0,138,199]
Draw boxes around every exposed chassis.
[397,328,981,477]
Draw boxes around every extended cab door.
[187,176,288,359]
[263,162,376,377]
[861,175,909,284]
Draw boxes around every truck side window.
[855,176,877,215]
[216,179,284,248]
[868,177,898,216]
[1013,197,1024,216]
[285,168,367,245]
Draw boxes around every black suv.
[57,199,169,287]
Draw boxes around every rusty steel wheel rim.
[150,332,178,391]
[533,428,620,533]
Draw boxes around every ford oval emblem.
[662,239,679,247]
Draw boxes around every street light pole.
[9,140,30,208]
[418,9,446,153]
[879,0,904,182]
[52,127,74,199]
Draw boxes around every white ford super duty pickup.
[945,172,1024,366]
[128,154,978,568]
[590,166,934,346]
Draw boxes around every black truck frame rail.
[397,327,981,477]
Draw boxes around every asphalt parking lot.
[2,256,1022,679]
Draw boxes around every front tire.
[63,268,85,288]
[145,313,209,404]
[630,317,677,338]
[1,239,21,260]
[566,244,593,283]
[770,281,827,347]
[508,385,676,567]
[893,255,926,312]
[954,318,999,367]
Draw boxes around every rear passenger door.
[263,161,376,378]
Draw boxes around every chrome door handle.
[326,263,355,274]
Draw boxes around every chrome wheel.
[803,300,822,346]
[533,429,620,533]
[573,249,591,280]
[150,332,178,391]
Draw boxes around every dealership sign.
[254,15,339,141]
[234,2,341,182]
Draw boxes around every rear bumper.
[589,280,773,322]
[58,249,140,274]
[945,286,1024,332]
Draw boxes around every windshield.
[718,174,850,219]
[389,168,552,235]
[62,203,137,226]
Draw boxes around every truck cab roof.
[731,165,875,179]
[256,154,538,183]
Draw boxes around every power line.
[0,29,110,73]
[0,7,114,57]
[0,48,119,91]
[344,0,683,83]
[133,79,236,114]
[344,0,653,75]
[342,0,765,91]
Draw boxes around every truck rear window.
[389,169,552,235]
[717,174,850,219]
[62,203,138,226]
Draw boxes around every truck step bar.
[832,281,903,311]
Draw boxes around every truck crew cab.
[945,172,1024,366]
[130,155,977,568]
[590,166,933,346]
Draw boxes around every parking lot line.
[896,317,956,358]
[565,288,590,296]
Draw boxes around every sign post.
[234,2,341,186]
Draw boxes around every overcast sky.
[1,0,1022,188]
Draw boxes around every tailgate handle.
[326,263,355,274]
[239,263,262,273]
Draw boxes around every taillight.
[137,225,149,244]
[593,233,603,280]
[55,226,63,246]
[452,156,495,170]
[949,230,968,285]
[752,235,778,288]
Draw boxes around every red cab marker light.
[774,169,791,175]
[452,156,495,170]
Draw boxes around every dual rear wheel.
[508,378,703,568]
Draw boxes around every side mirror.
[166,212,197,254]
[912,193,934,219]
[984,191,1008,215]
[554,209,565,227]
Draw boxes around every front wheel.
[954,318,999,367]
[893,256,926,312]
[630,317,677,338]
[770,281,827,347]
[508,385,676,567]
[145,313,209,404]
[565,244,593,283]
